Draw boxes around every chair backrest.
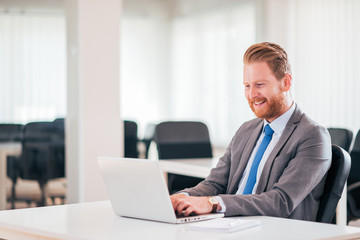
[348,151,360,186]
[154,121,212,159]
[50,118,65,178]
[20,121,65,182]
[23,121,54,141]
[351,130,360,152]
[348,130,360,218]
[53,118,65,130]
[0,124,23,142]
[316,144,351,223]
[124,120,138,158]
[328,128,353,152]
[53,117,65,133]
[348,130,360,185]
[347,147,360,220]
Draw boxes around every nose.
[248,86,258,100]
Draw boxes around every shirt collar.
[263,102,296,135]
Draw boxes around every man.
[170,42,332,221]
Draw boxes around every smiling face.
[243,61,292,122]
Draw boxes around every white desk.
[0,142,21,210]
[0,201,359,240]
[159,158,348,226]
[159,157,218,178]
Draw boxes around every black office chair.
[142,123,156,159]
[124,120,139,158]
[347,130,360,221]
[0,124,23,142]
[154,121,213,194]
[328,128,353,152]
[316,145,351,223]
[53,118,65,139]
[7,121,65,208]
[48,118,66,203]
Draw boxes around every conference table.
[159,157,218,178]
[0,142,21,210]
[0,200,359,240]
[158,157,348,226]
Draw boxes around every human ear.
[282,73,292,92]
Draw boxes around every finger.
[171,196,185,210]
[176,201,190,214]
[175,200,191,215]
[183,206,195,216]
[172,197,187,211]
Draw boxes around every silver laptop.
[98,157,224,224]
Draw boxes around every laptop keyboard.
[176,212,198,218]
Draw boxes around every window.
[290,0,360,132]
[170,2,256,146]
[121,2,256,146]
[0,13,66,123]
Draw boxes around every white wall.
[66,0,122,203]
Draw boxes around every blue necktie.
[243,124,274,195]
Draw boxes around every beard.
[248,92,287,121]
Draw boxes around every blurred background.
[0,0,359,222]
[1,0,359,146]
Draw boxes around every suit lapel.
[228,121,264,194]
[255,105,303,194]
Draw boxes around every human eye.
[255,82,265,88]
[243,83,250,88]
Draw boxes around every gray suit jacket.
[183,105,332,221]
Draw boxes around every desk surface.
[0,201,359,240]
[159,157,218,178]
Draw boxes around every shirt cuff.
[215,196,226,213]
[179,192,189,196]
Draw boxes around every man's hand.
[170,194,212,216]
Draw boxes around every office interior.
[1,0,360,227]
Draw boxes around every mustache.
[249,97,267,103]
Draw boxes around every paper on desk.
[186,218,260,233]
